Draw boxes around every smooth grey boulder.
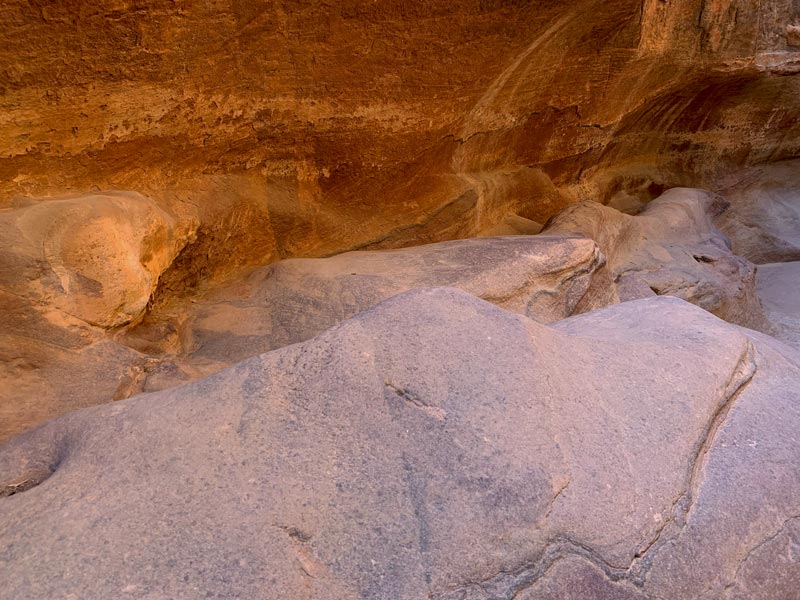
[757,261,800,352]
[2,288,798,599]
[714,160,800,264]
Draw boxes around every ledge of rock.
[0,231,617,441]
[126,234,618,391]
[0,185,781,442]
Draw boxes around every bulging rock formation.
[543,187,773,332]
[0,191,190,328]
[0,185,778,442]
[0,229,617,442]
[2,289,798,598]
[0,191,190,441]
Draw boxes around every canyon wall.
[2,0,799,281]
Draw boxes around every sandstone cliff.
[2,1,800,274]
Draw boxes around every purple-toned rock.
[2,288,798,598]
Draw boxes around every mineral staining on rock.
[1,0,800,257]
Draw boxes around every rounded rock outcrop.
[0,191,190,328]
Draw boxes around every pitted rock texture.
[2,1,800,264]
[1,289,798,599]
[543,187,773,332]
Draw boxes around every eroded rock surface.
[544,188,772,332]
[1,289,798,599]
[0,192,195,441]
[1,3,799,596]
[0,191,190,328]
[2,1,800,260]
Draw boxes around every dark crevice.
[434,340,758,599]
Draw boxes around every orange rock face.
[2,1,799,269]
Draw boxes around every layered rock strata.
[2,1,800,262]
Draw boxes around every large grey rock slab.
[126,235,617,392]
[2,289,798,599]
[714,160,800,264]
[544,188,772,333]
